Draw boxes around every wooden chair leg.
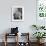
[4,33,7,46]
[15,33,18,46]
[4,41,7,46]
[17,34,18,46]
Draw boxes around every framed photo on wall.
[36,0,46,26]
[11,6,24,21]
[37,0,46,20]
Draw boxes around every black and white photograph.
[12,6,24,21]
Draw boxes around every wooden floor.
[0,42,46,46]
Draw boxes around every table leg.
[4,34,7,46]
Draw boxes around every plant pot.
[40,39,45,43]
[37,39,40,43]
[37,39,45,44]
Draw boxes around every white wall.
[0,0,37,42]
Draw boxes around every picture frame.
[11,6,24,21]
[37,0,46,20]
[36,0,46,26]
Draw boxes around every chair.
[18,33,30,46]
[4,33,18,46]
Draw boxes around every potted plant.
[33,32,46,43]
